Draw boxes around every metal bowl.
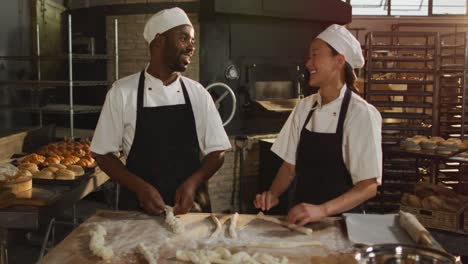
[355,244,460,264]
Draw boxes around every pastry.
[446,138,462,144]
[459,151,468,158]
[61,157,76,166]
[43,166,59,173]
[421,141,437,150]
[16,169,32,178]
[18,163,39,174]
[33,169,55,179]
[436,145,452,155]
[49,163,67,170]
[55,169,75,180]
[43,156,61,166]
[405,142,421,152]
[67,165,85,177]
[429,136,444,144]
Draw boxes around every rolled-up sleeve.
[196,87,231,155]
[344,105,382,185]
[90,85,124,155]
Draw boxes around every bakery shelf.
[370,56,433,62]
[0,80,110,86]
[0,104,102,114]
[0,15,119,138]
[370,68,434,74]
[372,102,432,108]
[367,90,432,96]
[369,79,435,85]
[381,112,432,119]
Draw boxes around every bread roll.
[55,169,75,180]
[49,163,67,170]
[33,169,54,179]
[407,194,422,208]
[421,141,437,150]
[67,165,84,177]
[421,197,432,209]
[427,196,444,210]
[61,157,76,166]
[43,166,59,173]
[16,169,32,178]
[43,157,60,166]
[18,163,39,174]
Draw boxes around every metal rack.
[0,14,119,138]
[365,31,439,143]
[364,31,439,213]
[438,32,468,139]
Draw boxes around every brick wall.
[106,13,199,82]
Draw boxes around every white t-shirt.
[91,70,232,158]
[271,85,382,185]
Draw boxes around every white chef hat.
[143,7,193,44]
[316,24,364,69]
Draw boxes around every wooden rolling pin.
[399,210,432,246]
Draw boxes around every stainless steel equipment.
[355,244,461,264]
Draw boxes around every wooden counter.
[39,210,357,264]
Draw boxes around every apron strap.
[302,101,318,131]
[179,78,193,109]
[336,87,352,142]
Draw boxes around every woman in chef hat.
[254,24,382,225]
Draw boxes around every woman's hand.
[287,203,327,226]
[253,191,279,211]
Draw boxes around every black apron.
[119,71,210,211]
[294,87,362,213]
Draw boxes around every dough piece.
[399,211,432,246]
[176,247,288,264]
[256,212,313,235]
[164,206,184,234]
[207,214,222,242]
[137,243,157,264]
[89,224,113,260]
[246,241,322,248]
[229,212,239,238]
[43,166,59,173]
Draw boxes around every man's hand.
[135,183,165,215]
[173,180,197,215]
[287,203,327,226]
[253,191,279,211]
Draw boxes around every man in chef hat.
[91,7,231,215]
[254,24,382,225]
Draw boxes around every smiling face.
[161,24,195,72]
[305,39,344,87]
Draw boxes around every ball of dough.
[33,169,55,179]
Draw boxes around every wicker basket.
[400,204,468,233]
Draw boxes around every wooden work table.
[39,210,357,264]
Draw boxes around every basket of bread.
[400,135,468,156]
[0,164,33,198]
[15,138,95,184]
[400,182,468,233]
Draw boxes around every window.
[433,0,466,15]
[350,0,388,15]
[391,0,428,16]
